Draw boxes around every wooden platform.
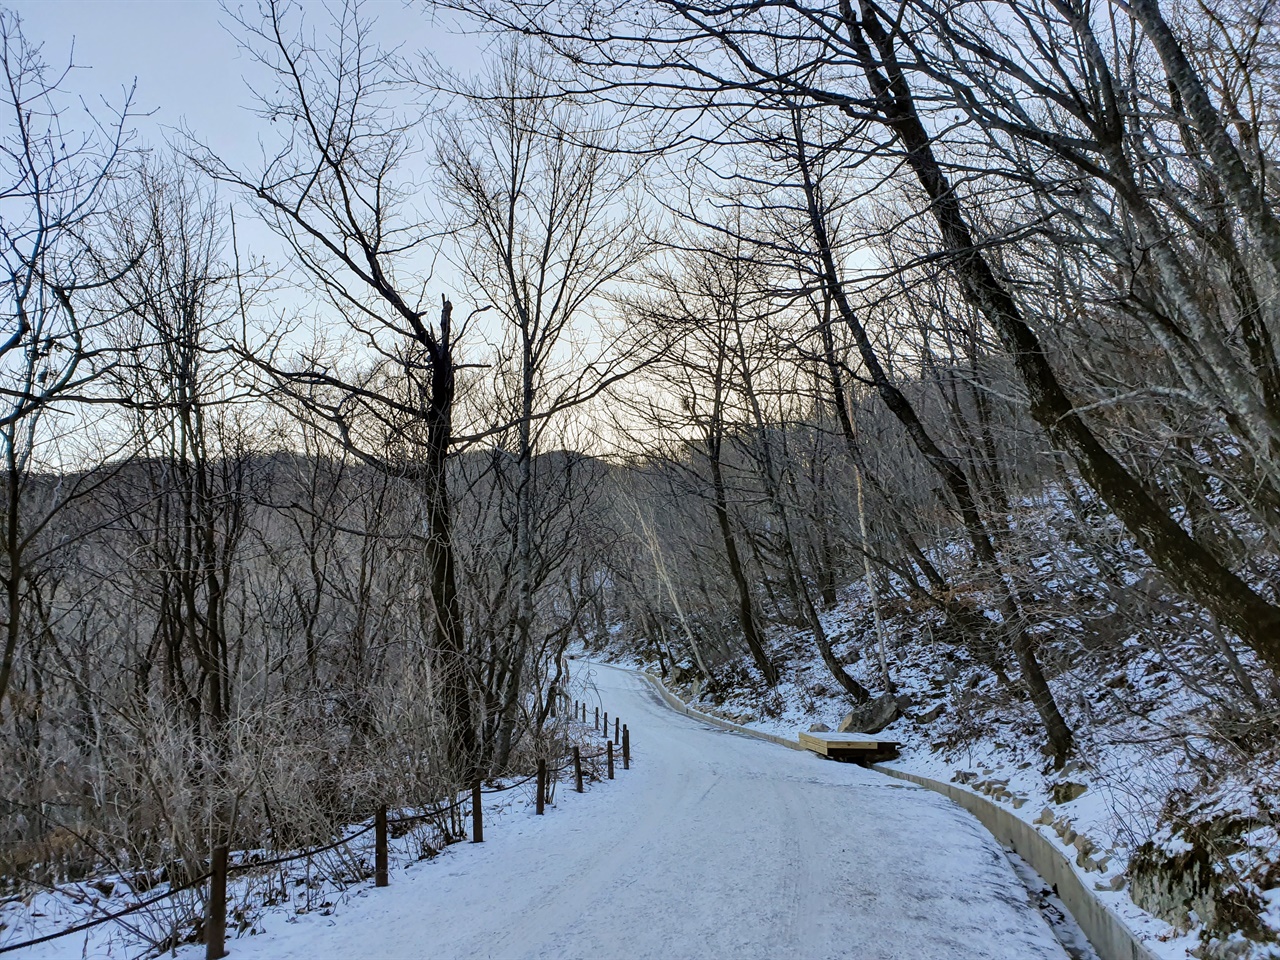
[798,731,901,764]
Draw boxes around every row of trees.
[455,0,1280,756]
[0,5,632,954]
[4,0,1280,950]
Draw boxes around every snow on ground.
[586,598,1216,960]
[8,661,1082,959]
[216,662,1068,960]
[1004,850,1100,960]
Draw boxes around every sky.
[8,0,491,290]
[8,0,510,349]
[10,0,483,170]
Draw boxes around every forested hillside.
[2,0,1279,955]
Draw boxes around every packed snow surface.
[10,662,1073,959]
[122,662,1061,960]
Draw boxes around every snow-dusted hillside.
[585,534,1280,960]
[3,665,1084,960]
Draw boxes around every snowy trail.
[222,662,1068,960]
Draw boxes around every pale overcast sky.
[6,0,499,318]
[9,0,484,167]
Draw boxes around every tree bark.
[425,300,480,778]
[847,0,1280,670]
[796,109,1072,758]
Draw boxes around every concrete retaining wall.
[638,670,803,751]
[869,765,1159,960]
[638,669,1159,960]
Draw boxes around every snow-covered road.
[227,662,1069,960]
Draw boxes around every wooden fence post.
[614,717,619,744]
[594,706,599,730]
[603,711,608,737]
[573,746,583,793]
[206,843,228,960]
[471,780,483,843]
[375,805,389,886]
[623,725,630,769]
[536,759,546,815]
[607,740,614,779]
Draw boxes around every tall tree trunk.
[845,0,1280,670]
[798,120,1072,759]
[709,438,779,684]
[732,324,869,702]
[426,300,479,779]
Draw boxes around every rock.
[838,694,900,735]
[893,692,916,711]
[808,723,831,733]
[1051,780,1088,804]
[916,703,946,724]
[1035,807,1055,825]
[1063,828,1078,846]
[1012,797,1027,809]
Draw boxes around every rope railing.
[0,698,632,958]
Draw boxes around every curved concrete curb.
[637,670,803,751]
[870,764,1158,960]
[635,666,1159,960]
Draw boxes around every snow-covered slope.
[586,584,1280,960]
[6,662,1090,960]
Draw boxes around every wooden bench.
[798,731,901,764]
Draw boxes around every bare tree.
[435,39,647,765]
[621,240,787,684]
[101,160,258,960]
[190,0,484,778]
[0,11,135,712]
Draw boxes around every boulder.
[1051,780,1088,804]
[837,694,901,735]
[916,703,946,724]
[808,722,832,733]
